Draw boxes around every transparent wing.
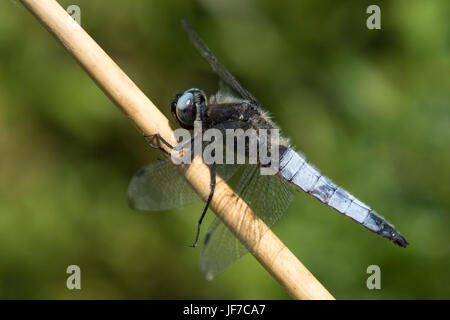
[128,158,241,211]
[182,19,260,105]
[201,164,294,279]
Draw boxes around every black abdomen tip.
[393,233,409,248]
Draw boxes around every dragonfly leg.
[191,162,216,248]
[143,133,174,156]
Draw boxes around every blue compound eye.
[176,92,196,126]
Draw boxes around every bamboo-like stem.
[19,0,335,300]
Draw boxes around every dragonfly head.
[171,88,206,129]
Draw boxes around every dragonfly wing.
[182,19,260,105]
[201,164,294,279]
[128,158,241,211]
[209,80,246,105]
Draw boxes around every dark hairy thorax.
[202,102,274,132]
[200,102,287,159]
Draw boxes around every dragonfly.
[128,20,408,280]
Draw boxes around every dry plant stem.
[20,0,335,300]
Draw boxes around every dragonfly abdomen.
[279,148,408,247]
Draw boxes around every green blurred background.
[0,0,448,299]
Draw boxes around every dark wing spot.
[204,232,211,246]
[135,168,146,177]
